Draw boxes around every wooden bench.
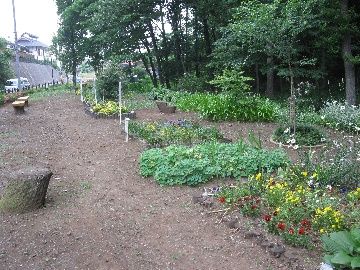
[12,101,26,114]
[17,96,29,106]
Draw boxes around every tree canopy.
[54,0,360,103]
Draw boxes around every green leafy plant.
[129,119,224,147]
[140,141,289,186]
[319,101,360,133]
[209,69,253,97]
[92,100,128,116]
[175,92,278,122]
[273,124,326,146]
[322,228,360,269]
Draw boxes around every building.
[16,33,54,62]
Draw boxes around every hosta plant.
[322,228,360,269]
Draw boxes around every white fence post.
[125,118,129,142]
[119,81,122,126]
[80,78,83,102]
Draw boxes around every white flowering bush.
[319,101,360,133]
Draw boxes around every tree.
[0,38,14,88]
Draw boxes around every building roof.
[17,37,48,49]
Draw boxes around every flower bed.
[215,166,360,248]
[140,141,289,186]
[83,100,136,120]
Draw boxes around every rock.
[0,167,52,213]
[201,199,213,208]
[269,244,285,258]
[192,195,205,204]
[244,230,262,239]
[226,219,238,229]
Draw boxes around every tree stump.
[0,167,53,213]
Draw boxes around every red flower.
[288,228,294,235]
[251,205,257,209]
[255,198,261,204]
[300,219,311,228]
[277,222,286,231]
[298,227,306,235]
[218,197,226,203]
[263,214,272,222]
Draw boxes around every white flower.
[284,128,290,134]
[320,138,326,142]
[290,138,296,144]
[293,145,299,150]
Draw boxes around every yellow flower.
[302,171,308,177]
[312,172,318,178]
[320,228,325,234]
[255,173,262,181]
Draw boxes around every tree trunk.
[160,4,171,88]
[170,0,184,77]
[341,0,356,105]
[255,63,260,93]
[193,10,200,77]
[266,56,274,98]
[142,41,158,87]
[0,167,52,213]
[203,17,212,56]
[139,48,156,87]
[147,20,164,85]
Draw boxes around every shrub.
[319,101,360,133]
[174,73,207,93]
[92,101,128,116]
[140,141,289,186]
[272,124,326,146]
[129,119,224,147]
[0,92,4,105]
[209,69,253,97]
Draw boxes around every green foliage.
[322,228,360,269]
[96,64,127,100]
[273,125,326,146]
[0,92,4,105]
[0,38,14,89]
[174,73,208,93]
[300,138,360,190]
[209,69,253,97]
[127,77,153,93]
[129,120,224,147]
[319,101,360,133]
[91,100,128,116]
[175,92,278,122]
[140,141,289,186]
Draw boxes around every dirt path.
[1,93,316,270]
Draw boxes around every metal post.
[11,0,21,91]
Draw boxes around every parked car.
[4,77,31,92]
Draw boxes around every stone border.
[269,137,326,149]
[83,102,136,120]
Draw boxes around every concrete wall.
[11,62,62,86]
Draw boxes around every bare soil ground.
[1,93,322,270]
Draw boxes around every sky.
[0,0,58,46]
